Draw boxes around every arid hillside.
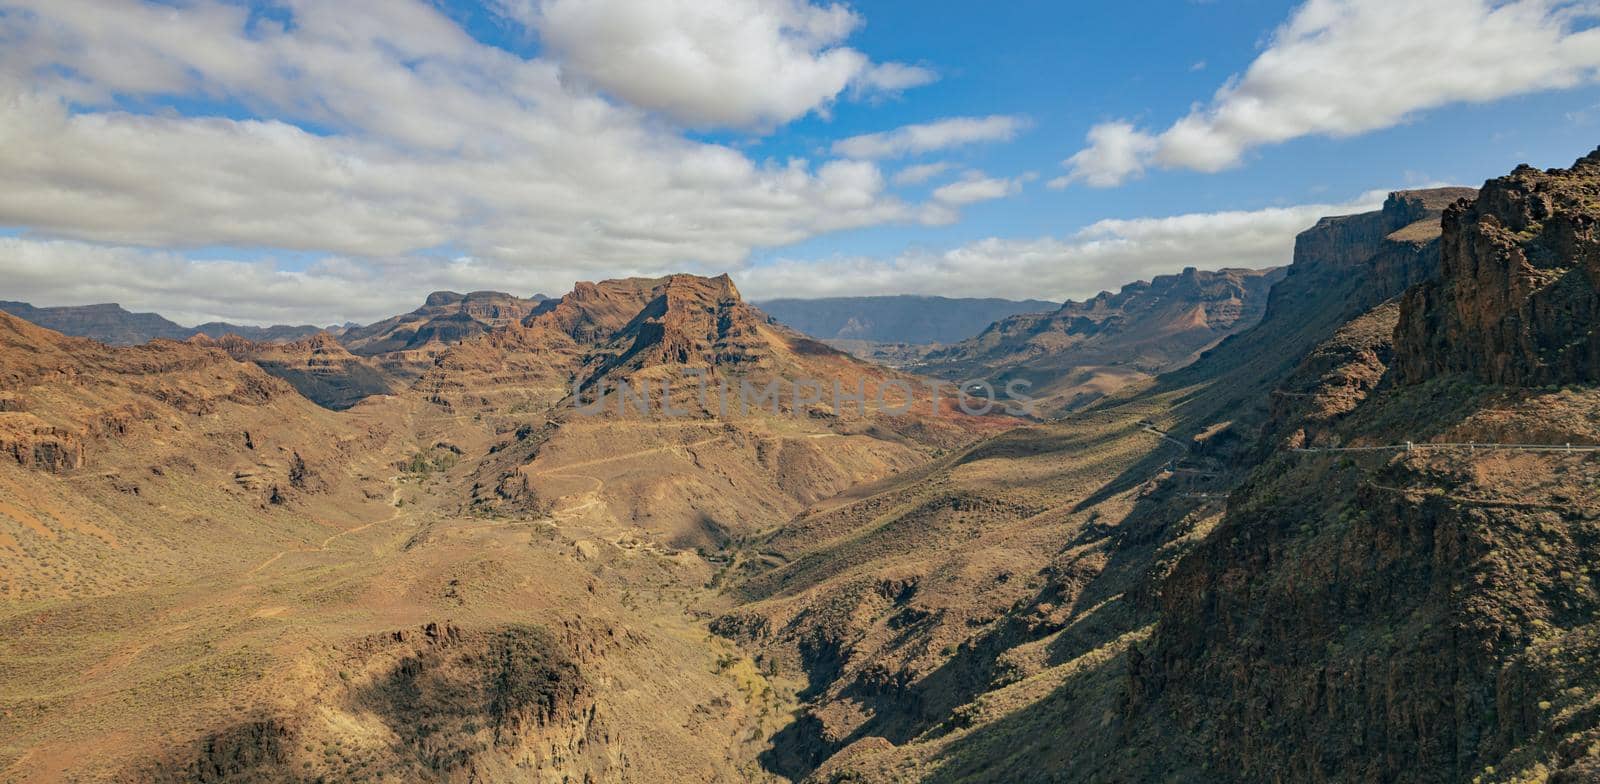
[191,331,398,411]
[442,273,1013,549]
[0,303,820,782]
[0,272,1007,783]
[744,154,1600,784]
[4,153,1598,784]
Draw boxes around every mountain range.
[0,300,334,345]
[756,295,1056,345]
[713,156,1599,783]
[919,265,1286,412]
[2,150,1599,783]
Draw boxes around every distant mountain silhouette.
[0,300,327,345]
[756,295,1058,345]
[919,266,1286,412]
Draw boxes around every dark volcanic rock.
[1397,149,1600,386]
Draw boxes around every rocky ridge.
[921,266,1285,412]
[787,152,1600,784]
[1397,151,1600,386]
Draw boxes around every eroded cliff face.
[769,165,1600,782]
[1135,438,1600,783]
[1117,153,1600,784]
[1259,188,1476,330]
[1397,149,1600,387]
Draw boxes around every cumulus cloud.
[833,115,1028,159]
[856,61,939,93]
[0,237,693,326]
[1062,0,1600,186]
[737,191,1389,300]
[0,186,1389,325]
[931,171,1025,206]
[517,0,931,128]
[1052,122,1156,188]
[0,0,988,318]
[891,161,953,186]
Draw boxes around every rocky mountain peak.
[1396,147,1600,386]
[341,290,545,356]
[584,274,767,374]
[423,290,466,307]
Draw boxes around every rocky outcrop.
[0,413,85,472]
[208,332,396,410]
[339,290,547,356]
[349,623,612,782]
[138,622,617,784]
[583,274,773,378]
[1397,149,1600,386]
[1260,188,1475,330]
[526,276,676,344]
[1147,187,1473,437]
[1261,301,1401,451]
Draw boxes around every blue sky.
[0,0,1598,324]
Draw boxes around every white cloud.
[736,191,1388,300]
[0,0,989,319]
[0,237,676,326]
[891,161,952,186]
[1052,121,1157,188]
[1,193,1392,325]
[856,61,939,93]
[833,115,1028,159]
[518,0,932,128]
[931,171,1024,206]
[1063,0,1600,186]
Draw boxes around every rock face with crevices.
[1397,149,1600,386]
